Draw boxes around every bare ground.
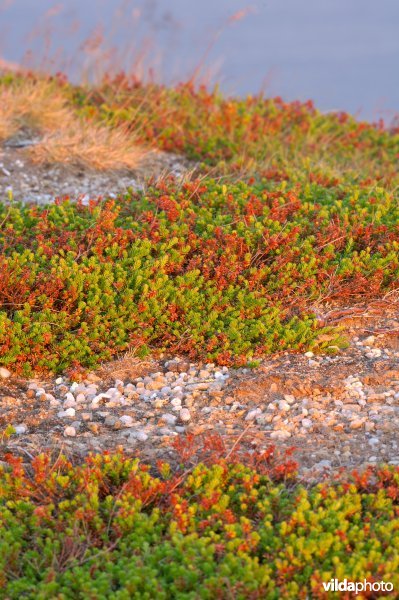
[0,130,194,204]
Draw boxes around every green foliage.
[0,75,398,373]
[2,173,399,373]
[78,79,399,184]
[0,452,399,598]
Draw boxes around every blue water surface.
[0,0,398,121]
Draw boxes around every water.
[1,0,398,121]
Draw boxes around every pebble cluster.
[13,359,230,443]
[2,332,399,475]
[240,339,399,469]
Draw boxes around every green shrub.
[2,174,399,373]
[0,451,399,598]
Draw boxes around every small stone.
[55,377,63,385]
[368,437,380,446]
[146,381,164,391]
[88,423,100,434]
[160,386,172,395]
[158,427,177,436]
[350,419,364,430]
[0,367,11,379]
[161,413,177,426]
[49,398,61,407]
[58,408,76,418]
[195,382,211,390]
[179,408,191,422]
[64,426,76,437]
[301,418,313,429]
[304,351,314,358]
[284,395,296,404]
[171,397,182,407]
[120,415,134,427]
[199,369,210,378]
[134,430,148,442]
[270,429,291,440]
[246,408,262,421]
[124,383,136,392]
[278,401,291,412]
[81,412,93,421]
[63,397,77,409]
[14,424,27,435]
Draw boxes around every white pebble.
[64,398,77,409]
[161,413,177,426]
[270,430,291,440]
[179,408,191,422]
[284,395,296,404]
[245,408,262,421]
[368,437,380,446]
[64,426,76,437]
[14,424,27,435]
[58,408,76,418]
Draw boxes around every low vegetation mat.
[1,74,399,374]
[0,451,399,598]
[1,174,399,373]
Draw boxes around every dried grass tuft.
[0,78,70,139]
[29,120,144,170]
[0,76,146,170]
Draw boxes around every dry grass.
[29,120,144,170]
[0,78,70,139]
[96,355,154,385]
[0,76,146,170]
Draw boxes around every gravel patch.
[1,135,195,204]
[1,326,399,480]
